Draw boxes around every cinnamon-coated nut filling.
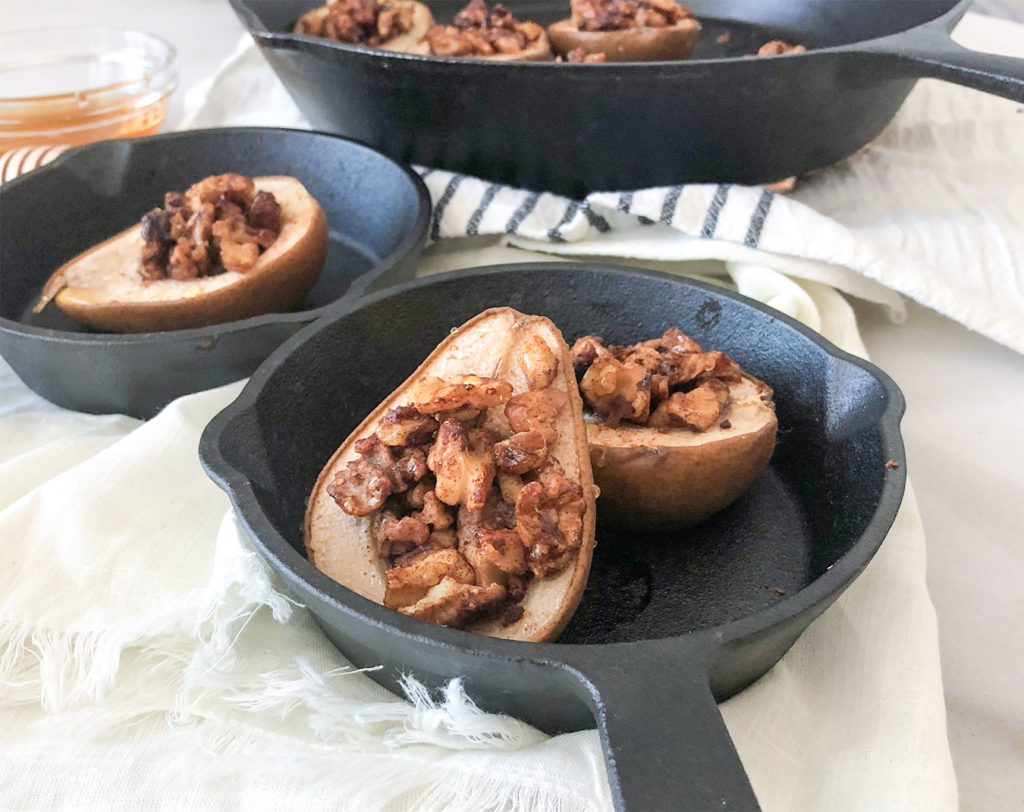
[139,174,281,281]
[571,327,749,431]
[569,0,694,31]
[424,0,546,57]
[294,0,418,44]
[326,364,587,630]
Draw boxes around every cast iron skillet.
[0,128,429,418]
[199,263,907,810]
[231,0,1024,197]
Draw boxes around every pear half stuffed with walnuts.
[572,328,777,532]
[35,174,328,333]
[305,307,597,641]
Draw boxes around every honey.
[0,28,177,151]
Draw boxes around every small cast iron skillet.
[231,0,1024,197]
[0,128,429,418]
[199,263,907,810]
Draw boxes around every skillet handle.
[565,640,759,812]
[858,17,1024,103]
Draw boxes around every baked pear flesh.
[548,0,700,62]
[572,329,777,531]
[305,307,597,641]
[35,175,328,333]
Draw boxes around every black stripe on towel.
[699,184,730,238]
[582,202,611,233]
[466,183,502,236]
[505,191,542,233]
[617,191,634,212]
[659,185,684,225]
[743,189,774,247]
[547,201,581,243]
[430,174,463,239]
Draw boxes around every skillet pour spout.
[199,264,907,809]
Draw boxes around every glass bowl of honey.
[0,27,177,151]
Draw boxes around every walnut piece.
[579,358,651,425]
[756,39,806,56]
[493,431,548,474]
[427,419,496,511]
[398,576,506,627]
[384,548,476,608]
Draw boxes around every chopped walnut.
[425,0,545,57]
[579,358,651,425]
[410,375,513,415]
[414,490,454,529]
[565,47,607,62]
[570,0,693,32]
[493,431,548,474]
[378,513,430,557]
[294,0,417,45]
[138,173,281,281]
[384,548,476,608]
[520,335,559,390]
[328,435,428,516]
[756,39,806,56]
[573,330,749,433]
[378,406,439,446]
[427,419,496,511]
[515,481,574,578]
[461,527,528,586]
[505,390,568,442]
[571,335,614,372]
[398,577,506,627]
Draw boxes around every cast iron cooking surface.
[0,127,429,418]
[232,0,1024,195]
[200,263,906,809]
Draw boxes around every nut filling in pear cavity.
[34,173,328,333]
[305,308,597,640]
[572,328,778,531]
[137,174,282,281]
[421,0,553,60]
[548,0,700,62]
[294,0,435,50]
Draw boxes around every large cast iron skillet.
[0,128,429,418]
[200,264,907,810]
[232,0,1024,197]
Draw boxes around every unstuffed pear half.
[305,307,597,641]
[34,174,328,333]
[572,329,777,532]
[548,0,700,62]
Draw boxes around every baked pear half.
[411,0,554,61]
[305,307,597,641]
[548,0,700,62]
[572,329,777,532]
[294,0,436,52]
[35,175,328,333]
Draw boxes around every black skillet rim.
[200,261,908,663]
[233,0,968,68]
[0,126,432,344]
